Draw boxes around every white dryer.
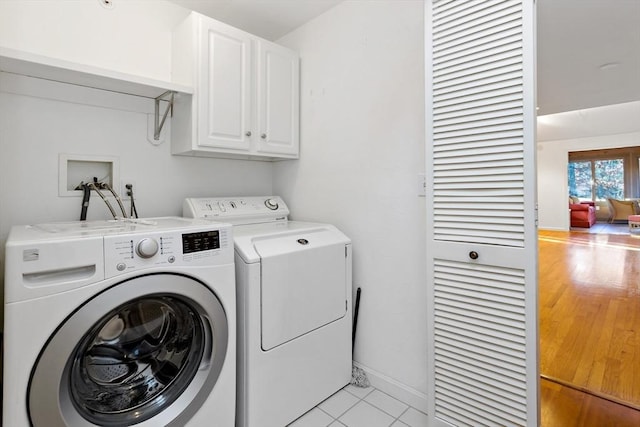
[3,217,236,427]
[184,196,352,427]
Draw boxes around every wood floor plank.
[539,229,640,408]
[541,378,640,426]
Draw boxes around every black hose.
[80,183,91,221]
[127,184,139,218]
[352,287,362,357]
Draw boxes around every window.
[568,160,593,200]
[594,159,624,199]
[568,146,640,202]
[568,159,624,201]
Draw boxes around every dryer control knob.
[265,198,279,210]
[136,238,159,258]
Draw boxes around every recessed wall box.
[58,154,120,197]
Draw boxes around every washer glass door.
[70,296,203,424]
[28,273,228,427]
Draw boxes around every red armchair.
[570,201,596,228]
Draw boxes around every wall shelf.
[0,47,193,99]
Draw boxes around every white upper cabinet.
[256,41,300,156]
[198,22,252,152]
[171,12,300,160]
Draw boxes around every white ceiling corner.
[537,100,640,142]
[168,0,343,41]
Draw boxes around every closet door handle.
[245,131,252,137]
[261,133,267,139]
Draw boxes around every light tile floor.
[287,384,427,427]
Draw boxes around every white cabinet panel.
[198,25,251,150]
[172,12,299,161]
[256,41,300,156]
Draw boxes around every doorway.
[538,229,640,410]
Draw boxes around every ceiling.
[168,0,343,41]
[168,0,640,139]
[536,0,640,116]
[537,100,640,142]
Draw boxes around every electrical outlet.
[417,173,426,197]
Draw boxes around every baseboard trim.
[353,361,428,413]
[538,226,569,231]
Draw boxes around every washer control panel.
[104,225,232,278]
[183,196,290,225]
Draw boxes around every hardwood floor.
[569,222,630,235]
[539,229,640,417]
[541,378,640,426]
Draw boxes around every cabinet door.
[256,41,300,157]
[425,0,538,426]
[198,19,252,151]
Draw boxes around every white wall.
[274,1,427,403]
[0,0,190,82]
[0,1,273,329]
[2,0,429,405]
[537,131,640,230]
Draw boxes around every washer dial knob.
[136,238,159,258]
[264,198,279,210]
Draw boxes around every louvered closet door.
[425,1,538,426]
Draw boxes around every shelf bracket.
[154,90,175,140]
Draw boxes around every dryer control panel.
[184,196,290,225]
[104,225,232,279]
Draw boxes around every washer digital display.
[182,230,220,253]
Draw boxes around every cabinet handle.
[261,133,267,139]
[245,131,252,137]
[469,251,479,260]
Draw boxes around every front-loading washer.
[184,196,352,427]
[3,217,236,427]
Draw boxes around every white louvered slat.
[433,50,522,82]
[435,165,523,177]
[433,2,522,41]
[431,0,526,249]
[433,39,523,74]
[433,1,505,26]
[433,20,524,246]
[435,126,523,143]
[435,173,523,183]
[433,92,522,115]
[435,364,526,404]
[435,91,522,115]
[426,0,537,425]
[434,104,522,126]
[433,159,523,172]
[435,116,523,136]
[436,334,525,364]
[434,141,522,156]
[437,339,523,373]
[434,26,522,63]
[433,258,528,425]
[434,134,523,150]
[435,233,522,247]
